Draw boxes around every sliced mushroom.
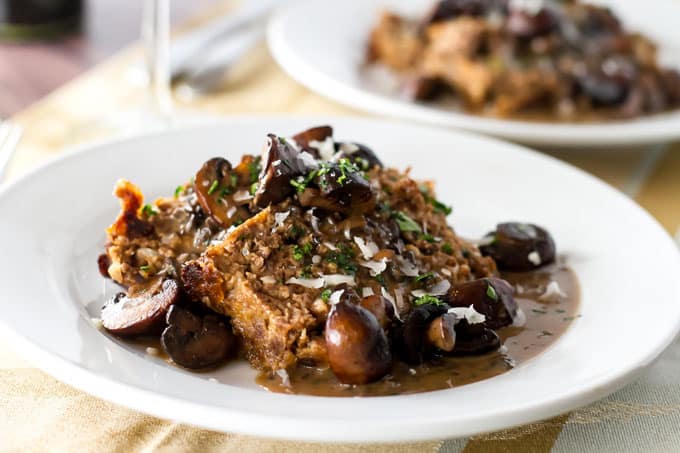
[299,161,376,214]
[325,297,392,384]
[446,277,518,329]
[333,142,383,169]
[359,295,395,329]
[101,279,179,336]
[194,157,250,227]
[426,313,457,352]
[479,222,556,271]
[292,125,334,157]
[254,134,313,208]
[161,305,237,369]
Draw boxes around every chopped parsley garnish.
[336,158,361,185]
[325,244,357,274]
[375,274,387,287]
[320,289,332,302]
[139,265,150,272]
[249,182,259,196]
[293,242,314,261]
[532,308,548,314]
[461,248,471,258]
[220,186,233,197]
[300,266,312,278]
[288,225,306,241]
[248,157,261,183]
[413,294,443,306]
[207,180,219,195]
[486,282,498,301]
[394,211,421,233]
[441,243,453,254]
[290,169,318,193]
[420,233,437,243]
[415,272,435,283]
[539,330,553,337]
[174,185,183,198]
[141,204,157,217]
[419,185,452,215]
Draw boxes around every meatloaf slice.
[182,208,330,372]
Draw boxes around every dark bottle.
[0,0,83,41]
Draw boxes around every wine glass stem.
[145,0,172,121]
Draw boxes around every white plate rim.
[267,0,680,147]
[1,116,679,442]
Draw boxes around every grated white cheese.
[429,279,451,296]
[260,276,276,285]
[539,281,566,302]
[381,287,403,321]
[338,142,360,154]
[312,254,321,264]
[323,241,337,251]
[329,289,344,305]
[275,369,291,387]
[323,274,356,286]
[398,258,420,277]
[286,277,324,289]
[361,287,375,297]
[226,206,237,219]
[274,210,290,229]
[298,151,319,168]
[309,137,336,161]
[359,258,387,276]
[512,307,527,328]
[528,251,542,266]
[354,236,379,260]
[440,268,452,277]
[448,305,486,324]
[233,189,253,203]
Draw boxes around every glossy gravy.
[257,262,580,396]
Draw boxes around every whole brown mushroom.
[479,222,556,271]
[446,277,518,329]
[161,305,237,369]
[325,294,392,385]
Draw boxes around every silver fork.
[0,121,22,182]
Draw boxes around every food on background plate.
[367,0,680,120]
[97,125,579,396]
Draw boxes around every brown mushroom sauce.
[258,262,579,396]
[99,125,580,395]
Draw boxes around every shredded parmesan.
[448,305,486,324]
[528,251,542,266]
[398,258,419,277]
[539,281,566,302]
[233,190,253,203]
[354,236,379,260]
[275,369,291,387]
[322,274,356,286]
[361,287,375,297]
[260,276,276,285]
[359,258,387,276]
[309,137,336,160]
[285,277,324,289]
[274,210,290,228]
[329,289,344,305]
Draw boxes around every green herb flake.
[555,308,566,314]
[413,294,443,306]
[539,330,553,337]
[432,199,453,215]
[375,274,387,288]
[325,244,357,274]
[207,180,219,195]
[293,242,314,261]
[139,265,150,272]
[420,233,437,243]
[486,282,498,301]
[394,211,421,233]
[415,272,435,283]
[532,308,548,314]
[141,204,157,217]
[248,157,261,183]
[174,185,184,198]
[441,243,453,254]
[320,289,332,302]
[220,186,233,198]
[249,182,259,196]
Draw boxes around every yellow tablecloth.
[3,40,680,453]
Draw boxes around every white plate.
[1,117,679,442]
[268,0,680,147]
